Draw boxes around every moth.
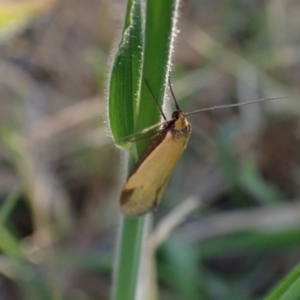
[119,77,282,217]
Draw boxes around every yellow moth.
[120,77,282,217]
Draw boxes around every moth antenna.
[115,119,170,143]
[168,75,181,112]
[185,96,286,116]
[126,128,166,143]
[144,79,167,121]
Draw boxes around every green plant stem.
[113,216,146,300]
[110,1,179,299]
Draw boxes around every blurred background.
[0,0,299,299]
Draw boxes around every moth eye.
[172,111,179,120]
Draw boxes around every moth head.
[172,111,189,131]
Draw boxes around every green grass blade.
[198,227,300,260]
[136,0,179,156]
[0,226,23,257]
[0,186,22,226]
[108,0,143,151]
[264,262,300,300]
[0,184,22,225]
[113,217,146,300]
[108,0,179,299]
[108,3,145,299]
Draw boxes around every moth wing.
[120,128,191,217]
